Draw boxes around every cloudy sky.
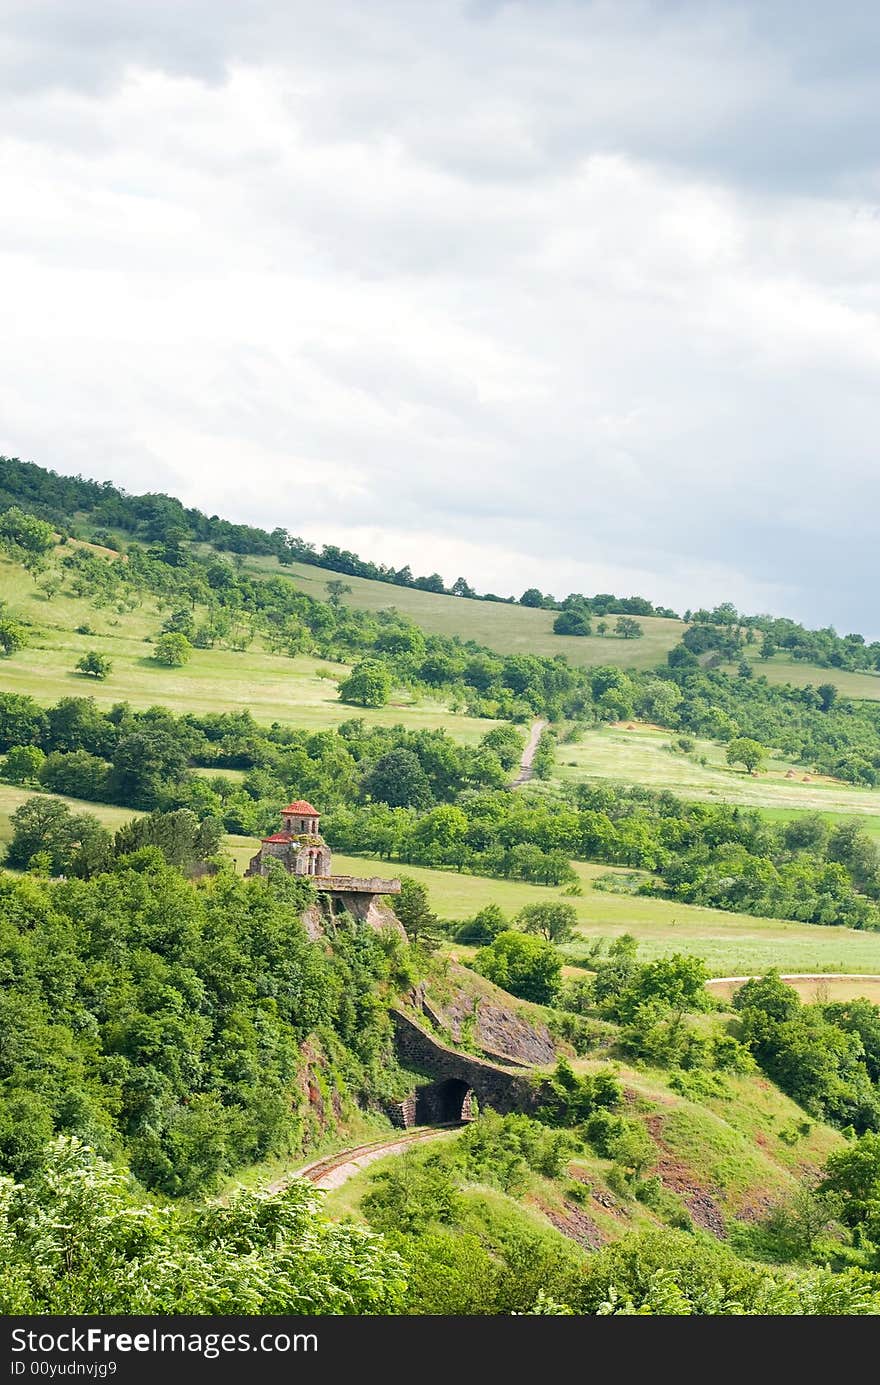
[2,1,879,631]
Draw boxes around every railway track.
[273,1124,459,1193]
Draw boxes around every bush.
[541,1060,621,1125]
[75,650,112,680]
[455,1112,574,1191]
[454,903,508,945]
[474,930,562,1004]
[553,610,592,637]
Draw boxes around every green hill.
[233,550,684,669]
[0,552,497,741]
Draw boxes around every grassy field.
[554,722,880,821]
[231,551,685,670]
[722,650,880,702]
[0,782,136,847]
[219,843,880,977]
[0,557,496,741]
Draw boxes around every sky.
[1,1,879,632]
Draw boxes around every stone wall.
[391,1009,548,1116]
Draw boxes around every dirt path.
[706,969,880,991]
[272,1126,457,1194]
[510,718,548,788]
[707,972,880,987]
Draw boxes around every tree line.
[4,691,880,931]
[0,456,677,617]
[6,485,880,778]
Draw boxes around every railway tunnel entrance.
[388,1008,547,1128]
[415,1078,475,1125]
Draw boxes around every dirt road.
[510,718,548,787]
[706,972,880,987]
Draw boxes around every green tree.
[153,632,192,667]
[454,903,508,945]
[161,608,195,639]
[827,821,880,893]
[479,724,525,772]
[38,572,62,601]
[363,748,433,809]
[726,737,766,775]
[2,744,45,785]
[76,650,112,679]
[475,930,562,1004]
[615,616,644,640]
[395,876,440,948]
[106,729,191,808]
[0,506,55,568]
[4,797,112,876]
[0,616,28,657]
[339,659,393,708]
[516,900,577,943]
[519,588,545,608]
[817,683,838,712]
[39,749,110,801]
[325,578,353,607]
[114,808,223,872]
[820,1132,880,1236]
[553,609,592,637]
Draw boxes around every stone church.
[245,800,333,878]
[245,801,402,912]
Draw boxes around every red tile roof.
[283,801,319,815]
[261,832,293,843]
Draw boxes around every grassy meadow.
[553,721,880,823]
[231,551,685,670]
[0,556,496,741]
[722,650,880,701]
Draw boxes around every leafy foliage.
[0,1138,404,1314]
[475,930,562,1004]
[0,858,405,1192]
[734,972,880,1132]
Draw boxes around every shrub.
[474,930,562,1004]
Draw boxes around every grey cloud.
[2,0,880,634]
[6,1,880,192]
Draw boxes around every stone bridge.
[389,1008,549,1126]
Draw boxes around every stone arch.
[391,1010,546,1119]
[415,1078,475,1125]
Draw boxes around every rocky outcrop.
[326,891,406,937]
[413,965,556,1066]
[301,894,406,941]
[424,992,555,1066]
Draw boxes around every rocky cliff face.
[301,893,406,941]
[416,964,556,1066]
